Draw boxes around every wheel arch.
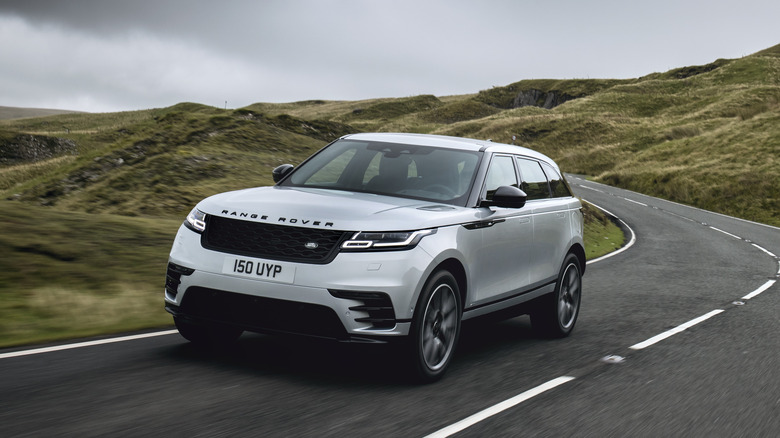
[568,243,586,275]
[432,258,468,310]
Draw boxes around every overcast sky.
[1,0,778,113]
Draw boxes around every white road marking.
[623,198,648,207]
[629,310,724,350]
[577,185,604,193]
[742,280,777,300]
[709,226,742,240]
[0,330,179,360]
[423,376,576,438]
[751,244,777,258]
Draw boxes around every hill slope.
[247,45,780,226]
[2,45,778,225]
[1,103,353,217]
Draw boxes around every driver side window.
[484,155,518,201]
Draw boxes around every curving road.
[1,178,778,437]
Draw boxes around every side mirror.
[272,164,294,183]
[482,185,527,208]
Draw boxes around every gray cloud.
[1,0,778,112]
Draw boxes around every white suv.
[165,133,584,381]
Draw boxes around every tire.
[531,253,582,338]
[409,270,462,383]
[174,317,243,347]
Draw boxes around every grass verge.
[0,202,179,347]
[582,201,625,260]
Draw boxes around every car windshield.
[282,139,482,205]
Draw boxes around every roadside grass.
[582,201,625,260]
[0,201,179,347]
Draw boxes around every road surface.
[1,177,778,437]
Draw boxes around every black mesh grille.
[180,287,348,340]
[203,216,351,264]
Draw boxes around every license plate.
[221,256,295,284]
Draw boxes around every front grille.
[179,286,348,340]
[203,216,351,264]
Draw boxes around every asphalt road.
[1,178,778,437]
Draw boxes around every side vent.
[166,263,194,298]
[329,290,396,329]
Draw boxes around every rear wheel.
[174,317,243,346]
[409,270,462,382]
[531,253,582,338]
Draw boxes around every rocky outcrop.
[513,89,576,109]
[0,134,77,164]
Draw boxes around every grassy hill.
[279,47,779,225]
[1,43,778,347]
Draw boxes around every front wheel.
[531,253,582,338]
[409,270,462,383]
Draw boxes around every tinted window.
[484,155,518,201]
[541,162,572,198]
[285,139,481,205]
[516,158,551,200]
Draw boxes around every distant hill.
[0,106,84,120]
[1,44,778,226]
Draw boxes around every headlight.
[341,229,436,250]
[184,208,207,233]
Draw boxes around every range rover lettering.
[165,133,585,381]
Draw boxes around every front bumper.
[165,224,438,340]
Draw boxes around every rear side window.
[541,162,573,198]
[516,158,550,200]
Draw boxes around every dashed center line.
[578,185,604,193]
[709,226,742,240]
[751,244,777,258]
[629,310,725,350]
[742,280,777,300]
[424,376,576,438]
[623,198,648,207]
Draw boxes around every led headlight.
[342,229,436,250]
[184,208,207,233]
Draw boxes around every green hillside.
[1,43,778,347]
[247,45,780,226]
[1,103,353,217]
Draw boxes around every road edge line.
[0,330,179,360]
[585,201,637,265]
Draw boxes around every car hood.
[196,186,486,231]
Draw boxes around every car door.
[516,157,570,285]
[469,154,534,306]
